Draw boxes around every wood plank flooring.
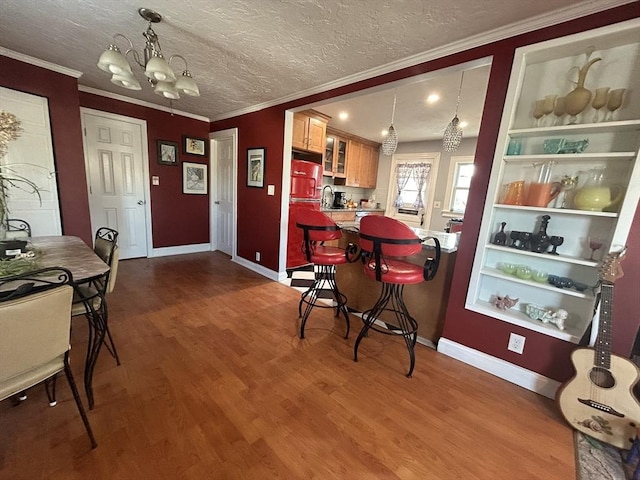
[0,252,575,479]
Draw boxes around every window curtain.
[411,162,431,209]
[394,163,413,207]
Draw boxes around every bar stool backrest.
[295,210,342,242]
[359,215,422,258]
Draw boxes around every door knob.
[137,200,145,205]
[214,201,220,205]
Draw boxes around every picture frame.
[247,147,266,188]
[157,140,179,166]
[182,162,208,195]
[183,135,207,156]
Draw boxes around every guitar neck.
[595,282,614,369]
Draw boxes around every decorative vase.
[564,55,602,123]
[492,222,507,245]
[530,214,551,253]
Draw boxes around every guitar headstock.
[599,247,626,284]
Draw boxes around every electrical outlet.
[255,251,261,262]
[508,333,525,354]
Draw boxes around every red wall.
[79,93,210,247]
[0,55,92,245]
[212,4,640,381]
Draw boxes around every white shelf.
[485,244,597,266]
[509,120,640,137]
[480,267,594,299]
[504,152,636,162]
[492,204,618,217]
[467,300,585,343]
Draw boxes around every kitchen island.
[336,227,457,345]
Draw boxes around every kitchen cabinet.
[345,138,379,188]
[292,110,329,154]
[324,129,347,177]
[466,19,640,344]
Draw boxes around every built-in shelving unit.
[466,19,640,343]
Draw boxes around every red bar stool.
[296,210,352,339]
[354,215,440,377]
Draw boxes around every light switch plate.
[152,176,160,185]
[267,185,275,195]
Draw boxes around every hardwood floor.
[0,252,575,479]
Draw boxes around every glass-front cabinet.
[324,130,347,178]
[466,19,640,344]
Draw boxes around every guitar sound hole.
[589,367,615,388]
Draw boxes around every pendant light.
[442,71,465,152]
[382,90,398,156]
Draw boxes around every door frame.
[209,128,238,260]
[80,107,153,257]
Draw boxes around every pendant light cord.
[454,71,464,115]
[390,90,397,124]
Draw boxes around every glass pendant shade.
[154,81,180,99]
[442,115,463,152]
[111,73,142,90]
[175,71,200,97]
[145,54,176,82]
[97,46,133,75]
[382,124,398,155]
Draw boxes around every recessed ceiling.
[0,0,628,123]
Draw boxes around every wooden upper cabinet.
[325,131,348,177]
[345,138,379,188]
[292,110,329,154]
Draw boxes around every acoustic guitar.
[557,250,640,449]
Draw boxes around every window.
[443,156,474,216]
[385,153,440,227]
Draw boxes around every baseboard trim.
[150,243,212,258]
[233,256,285,281]
[437,337,561,399]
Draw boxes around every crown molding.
[210,0,635,122]
[0,47,83,78]
[78,86,210,122]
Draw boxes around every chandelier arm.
[168,54,189,71]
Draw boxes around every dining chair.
[5,218,32,239]
[72,227,121,366]
[0,267,97,449]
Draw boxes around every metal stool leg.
[299,264,349,339]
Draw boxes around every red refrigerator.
[287,160,323,269]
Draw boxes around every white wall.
[373,137,478,231]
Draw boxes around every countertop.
[321,207,385,213]
[336,223,459,253]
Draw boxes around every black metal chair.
[5,218,32,239]
[71,227,120,408]
[0,267,97,448]
[354,215,441,377]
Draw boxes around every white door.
[81,110,149,259]
[210,129,237,257]
[0,87,61,236]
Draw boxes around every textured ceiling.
[0,0,629,138]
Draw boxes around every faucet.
[322,185,334,208]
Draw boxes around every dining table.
[27,235,111,409]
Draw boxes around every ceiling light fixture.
[97,8,200,100]
[381,90,398,156]
[339,112,349,120]
[427,94,440,104]
[442,71,465,152]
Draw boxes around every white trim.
[233,256,285,282]
[209,128,238,261]
[437,337,561,399]
[150,243,212,258]
[210,0,634,121]
[0,47,83,78]
[78,85,210,122]
[279,111,295,276]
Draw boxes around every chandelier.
[442,71,465,152]
[381,90,398,156]
[97,8,200,100]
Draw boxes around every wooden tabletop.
[29,235,109,283]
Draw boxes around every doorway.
[210,128,237,258]
[0,86,62,236]
[80,108,152,259]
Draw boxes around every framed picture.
[182,162,208,194]
[157,140,178,165]
[183,135,207,156]
[247,147,266,188]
